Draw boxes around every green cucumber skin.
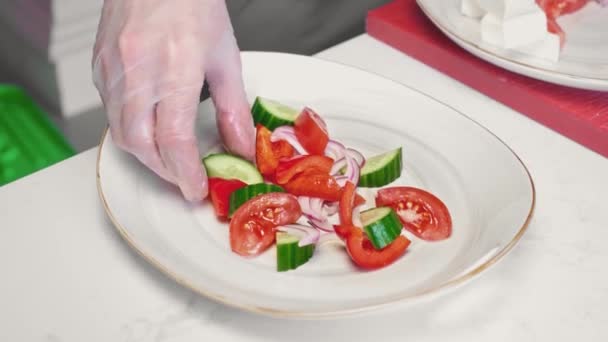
[358,148,403,188]
[363,208,403,250]
[251,97,298,131]
[228,183,285,217]
[276,233,315,272]
[202,153,263,184]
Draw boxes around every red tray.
[366,0,608,158]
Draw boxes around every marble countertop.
[1,35,607,341]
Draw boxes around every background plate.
[417,0,608,91]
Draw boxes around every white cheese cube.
[480,12,547,49]
[517,32,561,62]
[478,0,539,19]
[461,0,486,18]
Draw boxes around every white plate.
[417,0,608,91]
[97,52,534,318]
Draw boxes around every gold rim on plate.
[416,0,608,84]
[96,56,536,318]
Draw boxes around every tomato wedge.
[273,139,295,161]
[283,172,342,201]
[547,18,565,46]
[256,125,295,176]
[208,178,247,219]
[230,193,301,256]
[294,107,329,155]
[354,193,366,207]
[339,181,356,226]
[343,226,411,269]
[376,187,452,241]
[536,0,588,17]
[274,155,334,185]
[334,224,354,241]
[536,0,589,46]
[256,125,277,176]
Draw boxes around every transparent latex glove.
[92,0,254,202]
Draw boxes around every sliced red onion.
[299,196,333,232]
[277,224,320,247]
[335,175,349,187]
[324,201,339,216]
[309,197,324,213]
[324,140,346,160]
[335,161,359,185]
[298,196,312,216]
[308,219,334,232]
[330,157,346,175]
[327,143,362,185]
[310,198,333,231]
[596,0,608,7]
[346,148,365,168]
[326,141,364,186]
[345,155,361,185]
[318,234,341,245]
[298,196,324,222]
[271,126,307,155]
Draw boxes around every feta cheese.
[461,0,486,18]
[518,32,561,62]
[480,11,547,49]
[478,0,539,19]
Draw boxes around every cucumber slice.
[276,232,315,272]
[251,97,299,130]
[202,153,263,184]
[361,207,403,250]
[359,148,403,187]
[229,183,285,217]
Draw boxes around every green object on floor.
[0,85,75,186]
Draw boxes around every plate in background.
[417,0,608,91]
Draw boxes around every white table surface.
[2,34,607,341]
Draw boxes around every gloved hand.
[92,0,255,202]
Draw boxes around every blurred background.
[0,0,388,186]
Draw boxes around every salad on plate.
[202,97,453,272]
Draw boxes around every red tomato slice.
[275,155,334,185]
[536,0,588,46]
[536,0,558,17]
[255,125,295,176]
[354,194,366,207]
[208,178,247,219]
[294,107,329,155]
[345,227,411,269]
[272,139,295,161]
[283,172,342,201]
[230,193,301,256]
[333,224,354,241]
[547,18,566,46]
[376,186,452,241]
[339,181,356,226]
[560,0,588,15]
[256,125,278,176]
[536,0,588,17]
